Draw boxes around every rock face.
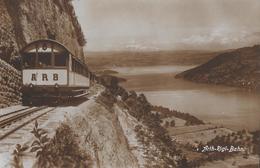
[176,45,260,91]
[0,0,86,105]
[0,59,21,108]
[66,99,140,168]
[57,84,177,168]
[0,0,86,64]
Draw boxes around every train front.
[21,40,69,105]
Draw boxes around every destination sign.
[23,69,67,85]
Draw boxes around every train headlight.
[29,83,33,88]
[55,83,59,88]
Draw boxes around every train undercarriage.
[22,86,89,105]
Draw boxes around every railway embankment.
[1,82,179,167]
[0,59,21,108]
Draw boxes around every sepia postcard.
[0,0,259,167]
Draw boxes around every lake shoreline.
[111,65,260,131]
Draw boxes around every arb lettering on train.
[53,73,59,81]
[31,73,59,81]
[31,74,37,81]
[42,74,48,81]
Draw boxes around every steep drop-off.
[1,84,179,168]
[176,45,260,91]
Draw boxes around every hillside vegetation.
[176,45,260,91]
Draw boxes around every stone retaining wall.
[0,59,21,108]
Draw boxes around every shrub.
[30,120,58,167]
[30,121,91,168]
[97,89,116,109]
[10,144,28,168]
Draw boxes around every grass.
[167,124,217,136]
[175,128,233,145]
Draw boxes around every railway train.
[21,39,90,105]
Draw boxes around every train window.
[55,52,67,66]
[72,60,74,71]
[79,64,82,74]
[83,69,85,76]
[83,69,87,76]
[74,61,77,72]
[76,62,80,73]
[80,64,83,74]
[23,53,36,68]
[71,58,87,76]
[38,52,52,67]
[77,63,79,73]
[72,59,76,72]
[73,59,78,72]
[75,61,78,72]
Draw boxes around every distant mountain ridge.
[176,45,260,91]
[86,50,220,70]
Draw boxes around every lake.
[113,66,260,131]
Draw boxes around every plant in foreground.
[30,120,91,168]
[10,144,28,168]
[30,120,54,168]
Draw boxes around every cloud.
[73,0,260,51]
[180,30,260,50]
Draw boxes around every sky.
[73,0,260,51]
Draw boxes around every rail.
[0,106,55,140]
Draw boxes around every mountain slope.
[176,45,260,91]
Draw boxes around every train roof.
[21,39,71,54]
[20,39,86,66]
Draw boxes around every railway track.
[0,106,55,141]
[0,107,43,125]
[0,106,30,119]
